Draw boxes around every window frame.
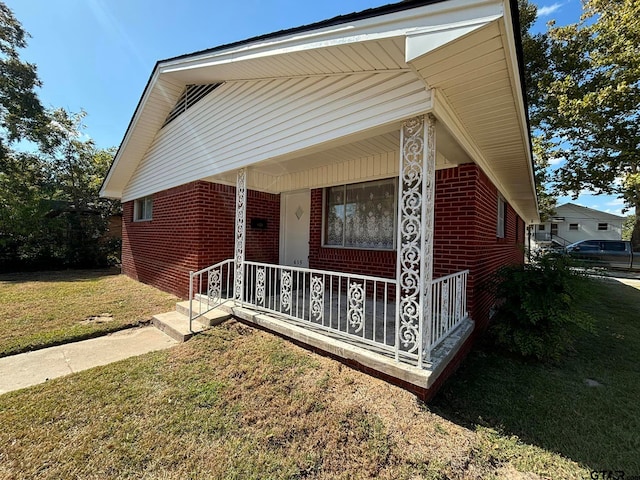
[496,196,506,238]
[569,223,579,231]
[133,195,153,222]
[322,178,397,251]
[597,222,609,231]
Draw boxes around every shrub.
[489,252,593,362]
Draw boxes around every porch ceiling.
[255,120,472,176]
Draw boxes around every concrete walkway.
[0,326,178,395]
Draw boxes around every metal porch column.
[396,114,436,367]
[234,168,247,304]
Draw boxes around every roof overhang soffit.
[405,14,539,224]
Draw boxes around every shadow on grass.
[430,278,640,475]
[0,267,121,284]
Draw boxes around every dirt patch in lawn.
[0,269,179,357]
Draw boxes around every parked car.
[565,240,639,270]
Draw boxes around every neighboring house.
[530,203,624,250]
[100,0,538,399]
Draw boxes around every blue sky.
[8,0,626,218]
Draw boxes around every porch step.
[175,301,231,326]
[152,301,232,342]
[152,311,204,342]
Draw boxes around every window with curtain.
[325,179,396,249]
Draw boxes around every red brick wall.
[123,165,524,325]
[308,163,525,327]
[434,163,525,329]
[122,181,279,298]
[246,190,281,264]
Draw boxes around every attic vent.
[162,83,221,127]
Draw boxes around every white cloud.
[606,198,625,206]
[548,156,565,166]
[537,3,563,17]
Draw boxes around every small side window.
[497,196,506,238]
[569,223,579,231]
[598,223,608,231]
[134,196,153,221]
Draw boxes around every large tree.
[36,109,119,267]
[0,109,120,269]
[0,2,47,158]
[535,0,640,247]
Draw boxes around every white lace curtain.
[325,179,396,249]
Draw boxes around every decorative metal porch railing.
[189,259,235,330]
[534,232,552,241]
[188,259,469,368]
[430,270,469,353]
[244,261,402,359]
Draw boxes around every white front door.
[280,190,310,267]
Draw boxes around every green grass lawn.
[0,320,588,479]
[0,269,179,357]
[432,277,640,475]
[0,273,637,478]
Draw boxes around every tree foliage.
[0,2,48,158]
[0,2,120,270]
[528,0,640,246]
[44,110,120,267]
[0,122,120,269]
[622,214,635,241]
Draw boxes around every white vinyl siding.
[122,71,432,202]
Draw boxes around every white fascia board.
[501,0,538,216]
[159,0,503,75]
[99,68,162,199]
